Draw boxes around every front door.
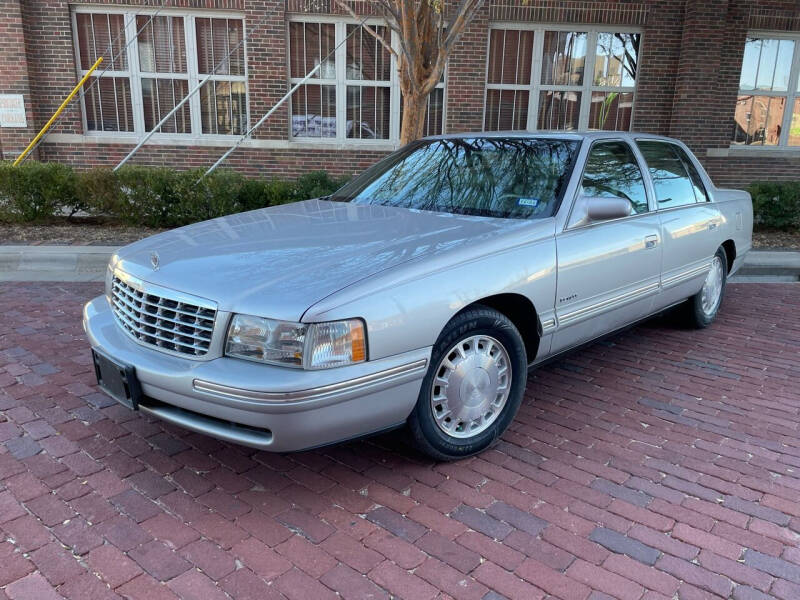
[551,140,662,356]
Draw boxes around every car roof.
[422,130,683,144]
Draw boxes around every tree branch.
[332,0,397,57]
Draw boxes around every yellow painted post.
[13,56,103,166]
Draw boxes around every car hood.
[113,199,534,321]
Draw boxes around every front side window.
[289,19,445,143]
[581,141,648,213]
[330,137,579,219]
[73,10,247,137]
[485,27,640,132]
[637,141,701,209]
[733,35,800,147]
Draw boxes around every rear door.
[551,139,662,355]
[636,140,723,309]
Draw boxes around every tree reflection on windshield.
[331,137,580,219]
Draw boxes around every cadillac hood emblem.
[150,251,160,271]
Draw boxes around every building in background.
[1,0,800,188]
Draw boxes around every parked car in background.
[83,132,753,460]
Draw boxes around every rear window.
[330,137,580,219]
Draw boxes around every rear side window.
[672,145,709,202]
[637,140,700,209]
[581,141,649,214]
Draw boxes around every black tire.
[408,306,529,461]
[684,246,728,329]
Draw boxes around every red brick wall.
[0,0,38,159]
[445,3,490,133]
[3,0,800,187]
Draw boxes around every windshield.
[330,137,580,219]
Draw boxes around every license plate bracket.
[92,349,141,411]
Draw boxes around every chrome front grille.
[111,275,217,357]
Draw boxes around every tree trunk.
[400,92,428,146]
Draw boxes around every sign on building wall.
[0,95,27,128]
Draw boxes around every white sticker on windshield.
[517,198,540,207]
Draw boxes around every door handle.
[645,235,659,249]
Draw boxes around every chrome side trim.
[559,282,660,326]
[540,318,556,332]
[662,262,711,288]
[193,358,428,404]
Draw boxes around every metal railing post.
[13,57,103,166]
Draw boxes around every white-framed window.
[733,33,800,148]
[72,7,248,139]
[484,24,640,132]
[288,16,445,144]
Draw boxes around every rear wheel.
[408,306,528,461]
[684,247,727,328]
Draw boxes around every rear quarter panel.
[713,187,753,274]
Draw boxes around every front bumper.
[83,295,430,452]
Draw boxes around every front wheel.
[408,306,528,461]
[684,247,728,328]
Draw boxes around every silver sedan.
[83,132,753,460]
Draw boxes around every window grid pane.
[541,31,587,86]
[790,98,800,146]
[484,89,529,131]
[196,18,245,76]
[488,29,533,85]
[734,35,800,148]
[137,15,187,74]
[485,28,638,133]
[291,84,337,138]
[588,91,633,131]
[537,90,581,130]
[732,95,786,146]
[289,22,336,79]
[346,25,390,82]
[142,78,191,133]
[347,85,390,139]
[75,12,247,137]
[288,20,444,142]
[83,76,134,132]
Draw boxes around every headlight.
[225,315,367,369]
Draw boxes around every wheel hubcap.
[701,256,724,316]
[430,335,512,439]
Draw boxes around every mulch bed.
[2,218,800,250]
[753,229,800,250]
[0,218,165,246]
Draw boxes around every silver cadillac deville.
[83,132,753,460]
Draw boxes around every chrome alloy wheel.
[430,335,512,439]
[700,255,725,316]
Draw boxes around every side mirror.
[586,196,632,221]
[568,195,632,228]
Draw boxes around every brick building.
[1,0,800,188]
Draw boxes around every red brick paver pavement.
[0,282,799,600]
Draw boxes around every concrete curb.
[1,245,798,283]
[0,246,117,282]
[732,250,800,282]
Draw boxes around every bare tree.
[334,0,485,144]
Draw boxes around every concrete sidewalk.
[0,245,799,282]
[0,245,115,282]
